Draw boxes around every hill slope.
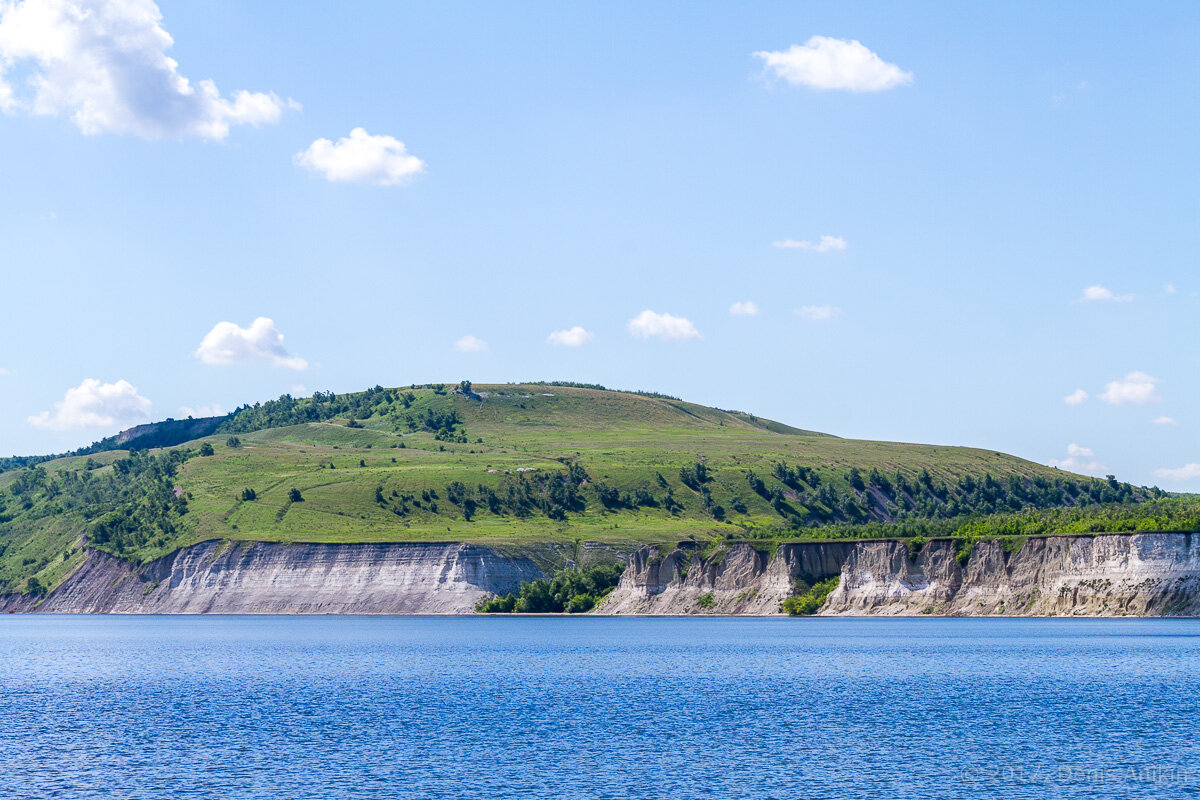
[0,382,1169,594]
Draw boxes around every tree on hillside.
[288,488,304,502]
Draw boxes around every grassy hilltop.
[0,381,1189,595]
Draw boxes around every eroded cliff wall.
[599,533,1200,616]
[0,540,561,614]
[4,532,1199,615]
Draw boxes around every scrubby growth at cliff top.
[0,382,1181,596]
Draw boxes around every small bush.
[907,535,927,561]
[288,488,304,503]
[696,592,715,609]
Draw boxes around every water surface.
[3,616,1198,799]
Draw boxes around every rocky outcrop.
[5,532,1200,616]
[600,533,1200,616]
[0,541,555,614]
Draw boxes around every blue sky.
[0,0,1197,489]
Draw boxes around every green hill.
[0,381,1180,595]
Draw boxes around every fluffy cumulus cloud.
[194,317,307,370]
[454,334,488,353]
[296,128,425,185]
[754,36,912,92]
[546,326,593,347]
[796,305,839,321]
[0,0,294,139]
[1154,464,1200,482]
[729,301,758,316]
[1048,443,1106,476]
[627,310,701,341]
[1152,416,1178,426]
[28,378,151,430]
[1080,285,1133,302]
[1099,371,1160,406]
[773,235,847,252]
[1063,388,1088,406]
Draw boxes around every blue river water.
[2,616,1199,799]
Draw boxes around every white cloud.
[1099,371,1160,406]
[1165,283,1177,295]
[194,317,307,370]
[1155,463,1200,482]
[28,378,151,430]
[0,0,294,139]
[729,301,759,316]
[627,310,701,341]
[1063,389,1088,406]
[0,367,9,376]
[796,305,840,321]
[296,127,425,185]
[454,334,488,353]
[1152,416,1177,426]
[1048,443,1106,476]
[773,235,847,252]
[1080,285,1133,302]
[546,326,594,347]
[178,404,223,418]
[754,36,912,92]
[290,384,309,397]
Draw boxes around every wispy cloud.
[195,318,307,370]
[0,0,295,139]
[1152,416,1177,426]
[178,404,224,419]
[1048,443,1106,476]
[29,378,151,431]
[754,36,912,92]
[773,235,847,252]
[627,310,701,341]
[546,326,594,347]
[729,301,759,316]
[1154,463,1200,482]
[1099,371,1160,406]
[1080,285,1133,303]
[454,334,488,353]
[296,128,425,186]
[796,305,840,321]
[1063,389,1088,406]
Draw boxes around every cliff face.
[601,533,1200,617]
[5,532,1200,616]
[0,541,551,614]
[596,541,857,615]
[823,533,1200,616]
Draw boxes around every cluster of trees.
[476,563,625,613]
[10,449,198,558]
[444,463,592,522]
[782,575,840,615]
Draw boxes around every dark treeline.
[746,460,1158,530]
